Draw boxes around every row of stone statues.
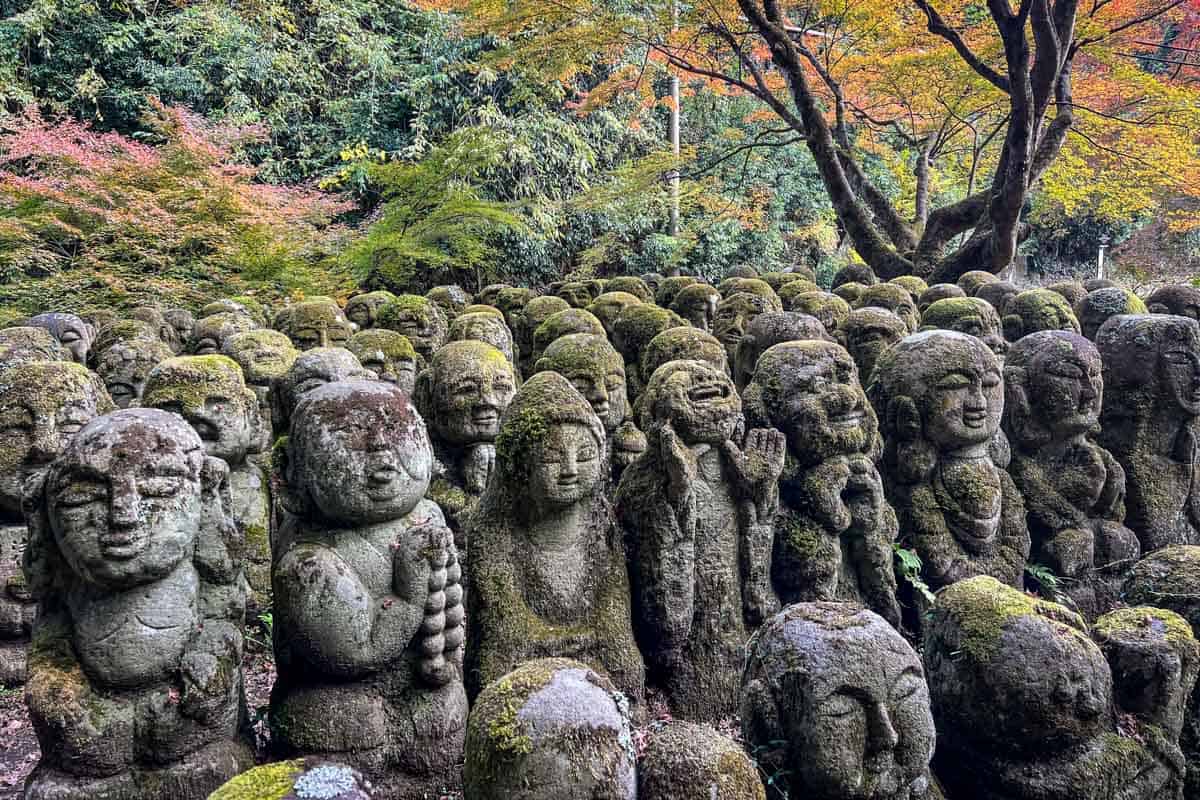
[5,266,1200,800]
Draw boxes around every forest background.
[0,0,1197,316]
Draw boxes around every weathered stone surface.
[376,295,448,362]
[512,296,569,376]
[448,311,517,369]
[210,760,374,800]
[857,283,920,333]
[917,283,966,314]
[833,263,879,288]
[669,283,722,332]
[277,300,355,352]
[426,285,472,321]
[0,326,65,368]
[742,602,936,800]
[638,721,764,800]
[1076,287,1149,341]
[890,274,928,298]
[654,275,699,308]
[25,313,93,365]
[713,291,784,363]
[787,291,852,332]
[1047,281,1089,309]
[95,338,175,408]
[587,291,643,338]
[531,308,607,369]
[839,307,907,386]
[733,311,830,391]
[1147,285,1200,320]
[271,347,374,431]
[1003,289,1082,341]
[605,276,653,303]
[957,270,999,295]
[921,296,1009,365]
[610,305,687,401]
[273,381,465,799]
[192,312,258,356]
[344,291,397,331]
[348,330,419,394]
[974,279,1019,314]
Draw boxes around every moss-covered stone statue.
[1002,331,1140,618]
[555,281,596,309]
[868,331,1030,593]
[92,319,162,364]
[605,276,653,303]
[669,282,722,332]
[733,311,831,391]
[344,290,397,331]
[587,291,643,338]
[742,603,938,800]
[745,340,902,625]
[192,312,258,356]
[925,576,1197,800]
[272,381,466,799]
[94,338,175,409]
[223,329,299,443]
[777,278,822,308]
[276,299,355,352]
[610,304,687,402]
[975,279,1020,315]
[1147,285,1200,320]
[833,281,867,305]
[348,330,420,394]
[463,658,636,800]
[839,307,908,387]
[638,723,764,800]
[642,326,730,383]
[857,283,920,333]
[476,284,509,308]
[448,311,518,370]
[426,285,472,321]
[788,291,852,332]
[530,307,606,370]
[1047,280,1089,308]
[494,287,537,336]
[890,274,929,298]
[164,308,195,348]
[917,283,966,315]
[0,326,65,368]
[465,373,644,702]
[1075,287,1149,341]
[920,296,1009,365]
[1002,288,1082,341]
[833,263,879,289]
[512,296,569,376]
[23,408,253,799]
[957,269,999,296]
[127,306,181,354]
[271,347,374,432]
[376,295,448,362]
[654,275,699,308]
[712,291,784,363]
[25,312,93,364]
[616,359,784,720]
[414,341,517,545]
[0,361,113,686]
[143,356,271,610]
[1096,314,1200,553]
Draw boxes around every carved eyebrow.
[53,465,107,490]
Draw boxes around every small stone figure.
[733,311,831,391]
[744,342,901,625]
[271,347,374,432]
[713,291,784,363]
[531,308,607,368]
[833,282,866,305]
[890,275,929,298]
[128,306,182,353]
[839,307,907,386]
[277,299,354,352]
[25,312,93,364]
[777,279,822,309]
[0,361,113,685]
[920,296,1009,364]
[23,409,253,799]
[495,287,537,335]
[957,269,999,295]
[917,283,966,315]
[868,331,1030,592]
[741,602,936,800]
[94,338,174,408]
[610,304,687,400]
[192,312,258,356]
[465,373,644,701]
[925,576,1197,800]
[463,659,636,800]
[638,721,764,800]
[1002,288,1081,341]
[857,283,920,333]
[669,283,722,332]
[344,291,397,331]
[1096,314,1200,552]
[348,329,420,394]
[616,359,784,720]
[1147,285,1200,320]
[787,291,852,332]
[556,281,596,309]
[832,263,879,288]
[272,381,466,799]
[426,285,472,321]
[1075,287,1148,340]
[512,296,569,375]
[164,308,196,347]
[92,319,162,363]
[605,276,654,303]
[476,284,509,307]
[654,275,699,308]
[1047,281,1089,309]
[587,291,644,338]
[1003,332,1140,617]
[376,295,448,362]
[975,279,1020,315]
[223,329,299,441]
[0,326,65,367]
[415,341,518,544]
[448,311,518,369]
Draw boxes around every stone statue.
[465,373,644,701]
[192,312,258,356]
[1075,287,1148,341]
[530,308,607,368]
[203,297,265,326]
[271,347,374,432]
[344,290,397,331]
[920,297,1009,365]
[25,313,93,365]
[1002,289,1082,341]
[717,278,780,308]
[555,281,596,309]
[669,283,722,332]
[642,327,730,383]
[587,291,643,338]
[957,270,999,295]
[222,329,299,441]
[476,284,509,307]
[463,659,635,800]
[638,721,764,800]
[839,308,907,387]
[975,280,1019,315]
[128,307,182,354]
[713,291,784,363]
[0,326,65,367]
[832,263,878,288]
[640,272,665,293]
[94,338,175,408]
[741,603,937,800]
[276,299,354,352]
[0,361,113,685]
[426,285,472,321]
[495,288,537,337]
[605,276,653,303]
[733,311,831,391]
[512,296,569,376]
[610,305,687,401]
[857,283,920,333]
[917,283,966,315]
[890,275,929,298]
[1096,315,1200,552]
[23,408,253,799]
[1147,285,1200,320]
[164,308,195,347]
[833,282,866,306]
[272,381,465,798]
[348,329,420,394]
[1003,331,1140,617]
[414,341,517,545]
[616,359,784,720]
[925,576,1196,800]
[376,295,448,362]
[1047,281,1089,308]
[448,311,518,369]
[92,319,162,364]
[143,356,271,610]
[655,275,699,308]
[868,331,1030,593]
[787,291,851,332]
[744,342,901,625]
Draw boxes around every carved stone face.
[423,342,517,446]
[1097,314,1200,419]
[742,604,935,800]
[789,292,851,333]
[751,342,875,463]
[377,296,448,361]
[449,312,516,366]
[556,282,594,309]
[496,288,537,333]
[26,313,92,364]
[515,296,570,358]
[530,422,603,509]
[1159,340,1200,417]
[832,264,879,289]
[343,291,396,331]
[587,292,643,337]
[0,327,65,367]
[289,381,432,525]
[974,281,1019,315]
[857,284,919,333]
[916,284,966,315]
[46,409,203,589]
[1007,332,1102,439]
[129,306,181,353]
[275,347,374,425]
[642,360,739,446]
[348,329,419,394]
[534,309,607,365]
[95,339,174,408]
[191,312,257,356]
[642,328,729,387]
[163,308,195,346]
[713,292,775,359]
[1074,288,1147,341]
[426,285,472,320]
[654,276,698,308]
[841,308,907,385]
[536,334,628,434]
[920,297,1008,365]
[957,270,998,296]
[1146,285,1200,320]
[0,362,113,516]
[669,284,722,332]
[143,355,257,464]
[281,300,354,351]
[1004,289,1081,340]
[222,329,298,388]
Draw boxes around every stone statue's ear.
[1002,314,1023,342]
[276,436,313,518]
[532,356,551,376]
[88,371,116,414]
[1147,303,1168,315]
[739,677,787,774]
[21,470,58,599]
[888,396,922,442]
[245,389,268,454]
[413,368,435,421]
[1004,367,1031,437]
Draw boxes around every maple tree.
[430,0,1199,281]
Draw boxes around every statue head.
[917,283,966,315]
[974,280,1019,315]
[778,280,823,310]
[201,297,265,325]
[1097,314,1200,420]
[1046,281,1089,309]
[449,311,517,367]
[377,295,449,361]
[1003,289,1081,341]
[343,290,397,331]
[605,276,653,303]
[670,283,722,332]
[1003,331,1102,449]
[277,299,354,352]
[477,284,510,307]
[856,284,919,333]
[713,291,782,361]
[889,275,928,298]
[639,360,740,446]
[956,270,999,296]
[26,313,93,364]
[143,355,261,464]
[734,311,831,391]
[587,292,644,338]
[129,306,182,353]
[745,341,877,465]
[640,272,665,293]
[27,408,211,590]
[191,312,258,356]
[920,297,1008,365]
[535,334,628,434]
[416,341,517,447]
[0,326,65,367]
[285,381,432,526]
[426,285,473,320]
[163,308,195,347]
[92,319,161,365]
[222,329,299,388]
[741,603,935,800]
[495,287,537,331]
[514,296,571,365]
[642,328,729,386]
[0,362,114,517]
[272,347,374,427]
[348,329,420,394]
[832,264,879,289]
[1146,285,1200,320]
[556,281,595,309]
[532,308,607,369]
[833,282,866,306]
[654,276,699,308]
[610,305,687,369]
[1074,287,1147,341]
[788,292,851,333]
[94,339,174,409]
[839,308,907,386]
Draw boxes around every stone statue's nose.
[867,703,899,753]
[109,483,141,527]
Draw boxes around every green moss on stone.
[208,759,306,800]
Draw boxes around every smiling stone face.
[669,283,722,332]
[1006,332,1103,441]
[143,355,258,464]
[94,339,174,408]
[640,359,740,446]
[222,329,299,387]
[45,408,204,589]
[348,329,419,394]
[536,334,628,434]
[191,312,258,356]
[712,292,782,361]
[288,381,432,525]
[1098,314,1200,418]
[278,299,355,352]
[25,313,93,365]
[420,341,517,447]
[377,295,448,361]
[343,291,397,331]
[840,308,907,386]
